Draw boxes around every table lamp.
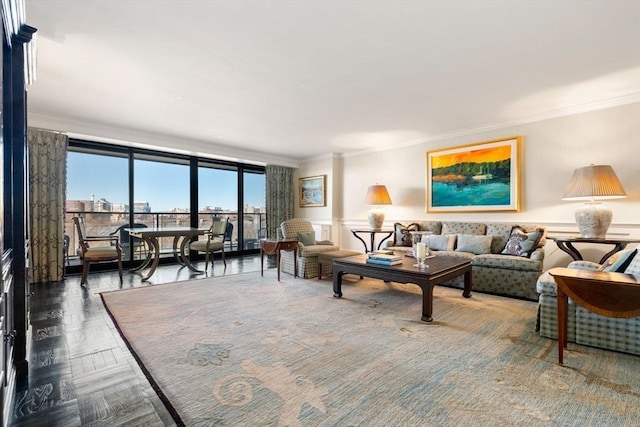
[364,184,392,231]
[562,164,626,238]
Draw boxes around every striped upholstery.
[279,219,339,279]
[536,250,640,355]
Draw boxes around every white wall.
[292,155,340,243]
[297,103,640,267]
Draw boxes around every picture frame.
[426,136,521,213]
[299,175,326,207]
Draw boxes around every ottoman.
[317,250,362,280]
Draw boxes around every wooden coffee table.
[332,254,472,322]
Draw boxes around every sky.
[431,144,512,169]
[67,152,265,211]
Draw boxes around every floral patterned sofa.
[536,247,640,356]
[278,218,340,279]
[385,221,547,301]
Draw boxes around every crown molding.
[338,94,640,159]
[27,111,301,168]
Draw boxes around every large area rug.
[101,272,640,426]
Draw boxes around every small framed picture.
[299,175,326,207]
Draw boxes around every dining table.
[126,226,208,281]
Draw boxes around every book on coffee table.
[366,257,402,266]
[367,253,402,262]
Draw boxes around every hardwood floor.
[11,255,265,426]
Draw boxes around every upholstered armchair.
[279,218,339,279]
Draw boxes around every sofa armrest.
[316,240,334,245]
[567,260,601,271]
[530,247,545,262]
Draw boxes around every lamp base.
[367,208,385,231]
[575,202,612,239]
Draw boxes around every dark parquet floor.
[11,254,265,426]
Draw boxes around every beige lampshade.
[364,185,392,205]
[562,165,626,238]
[562,165,626,201]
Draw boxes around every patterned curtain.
[27,128,68,284]
[265,165,295,239]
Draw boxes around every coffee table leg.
[333,271,344,298]
[420,283,434,322]
[462,269,472,298]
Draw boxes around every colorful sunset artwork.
[426,137,521,212]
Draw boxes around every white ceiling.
[25,0,640,166]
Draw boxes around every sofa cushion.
[297,231,317,246]
[597,248,638,273]
[428,234,456,251]
[473,253,542,272]
[456,234,493,255]
[501,226,544,258]
[415,221,443,235]
[442,221,486,236]
[393,222,419,246]
[485,223,517,253]
[432,250,475,260]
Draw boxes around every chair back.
[73,217,89,254]
[224,222,234,248]
[280,218,314,241]
[209,217,228,241]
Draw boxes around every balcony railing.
[64,211,266,265]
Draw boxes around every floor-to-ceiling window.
[65,139,266,271]
[198,162,238,249]
[65,149,129,259]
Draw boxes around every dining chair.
[73,217,123,286]
[224,222,234,251]
[190,216,228,271]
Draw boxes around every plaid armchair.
[279,218,339,279]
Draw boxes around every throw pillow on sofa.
[393,222,419,246]
[597,248,638,272]
[428,234,456,251]
[456,234,493,254]
[501,226,544,257]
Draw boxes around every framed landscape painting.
[426,136,521,212]
[299,175,326,207]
